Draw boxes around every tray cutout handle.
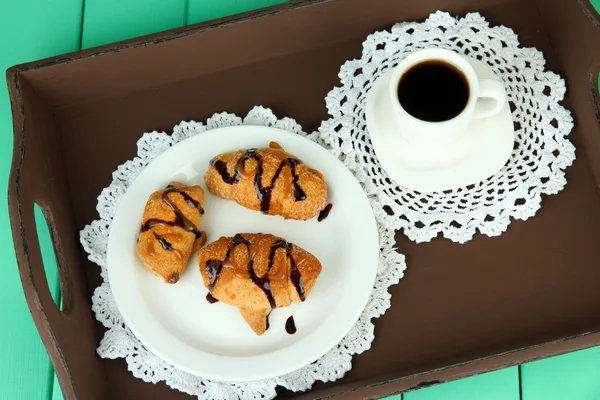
[33,203,65,311]
[12,195,77,398]
[7,68,110,400]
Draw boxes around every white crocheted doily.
[320,11,575,243]
[80,106,406,399]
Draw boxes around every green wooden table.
[2,1,599,399]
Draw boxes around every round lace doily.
[320,11,575,243]
[80,106,406,399]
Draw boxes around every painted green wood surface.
[0,1,599,400]
[34,205,62,309]
[404,368,520,400]
[187,0,288,24]
[81,0,187,48]
[0,1,83,399]
[521,348,600,400]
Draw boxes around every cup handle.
[472,79,506,119]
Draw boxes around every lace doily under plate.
[80,106,406,399]
[320,11,575,243]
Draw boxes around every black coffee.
[398,60,469,122]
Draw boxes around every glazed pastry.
[204,142,327,220]
[198,233,322,335]
[137,182,206,284]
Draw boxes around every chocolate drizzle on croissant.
[205,234,305,308]
[137,182,206,284]
[153,232,174,251]
[269,240,305,302]
[210,148,307,214]
[199,233,321,335]
[141,185,205,241]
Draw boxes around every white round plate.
[366,57,515,193]
[107,125,379,382]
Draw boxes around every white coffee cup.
[389,48,506,149]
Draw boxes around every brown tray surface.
[7,0,600,398]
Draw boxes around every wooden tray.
[7,0,600,398]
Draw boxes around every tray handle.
[7,72,109,399]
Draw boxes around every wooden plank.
[187,0,289,24]
[521,348,600,400]
[81,0,187,48]
[52,369,62,400]
[0,2,83,399]
[403,368,520,400]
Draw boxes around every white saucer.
[365,57,515,193]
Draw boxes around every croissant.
[198,233,322,335]
[137,182,207,284]
[204,142,327,220]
